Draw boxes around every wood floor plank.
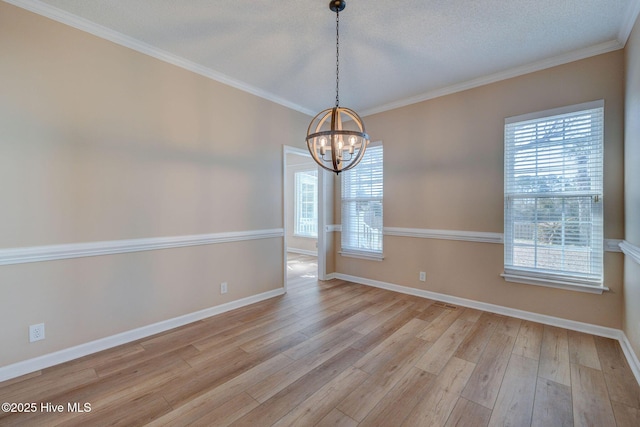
[433,356,476,395]
[594,335,634,377]
[354,318,429,374]
[571,363,617,427]
[401,384,459,426]
[568,330,602,370]
[444,398,491,427]
[282,321,363,361]
[461,332,516,409]
[593,335,640,409]
[0,367,98,404]
[603,369,640,409]
[454,312,500,363]
[494,315,522,337]
[59,392,171,427]
[539,325,571,386]
[189,392,260,427]
[358,368,437,427]
[246,329,364,403]
[417,308,465,343]
[350,308,422,354]
[1,351,190,426]
[513,320,543,360]
[230,347,364,427]
[271,366,368,426]
[315,409,358,427]
[146,354,294,426]
[415,319,474,374]
[415,303,447,323]
[337,338,431,421]
[400,356,475,426]
[457,307,483,323]
[612,401,640,427]
[488,354,538,427]
[532,377,573,427]
[352,299,415,335]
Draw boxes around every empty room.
[1,0,640,425]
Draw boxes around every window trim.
[293,169,318,239]
[503,100,606,293]
[340,142,384,259]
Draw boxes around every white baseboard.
[286,248,318,257]
[619,333,640,386]
[331,273,640,386]
[0,288,285,383]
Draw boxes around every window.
[294,170,318,237]
[503,100,604,291]
[341,144,383,258]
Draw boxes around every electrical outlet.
[220,282,228,294]
[29,323,45,342]
[419,272,426,282]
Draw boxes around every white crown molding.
[0,229,284,266]
[333,272,640,386]
[619,0,640,45]
[361,40,623,117]
[2,0,315,117]
[0,287,285,382]
[620,240,640,265]
[384,227,504,244]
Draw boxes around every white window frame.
[294,169,318,238]
[340,143,384,260]
[502,100,606,294]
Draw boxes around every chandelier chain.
[335,9,340,107]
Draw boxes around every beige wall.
[0,3,309,366]
[337,51,626,328]
[624,15,640,357]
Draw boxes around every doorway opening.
[283,146,324,290]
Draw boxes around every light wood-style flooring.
[1,264,639,426]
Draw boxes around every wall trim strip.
[0,287,285,382]
[620,240,640,265]
[0,229,284,266]
[330,272,640,386]
[380,227,621,252]
[384,227,504,244]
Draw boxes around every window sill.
[501,271,608,294]
[339,251,384,261]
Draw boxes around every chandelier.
[306,0,370,175]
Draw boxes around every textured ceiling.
[9,0,640,116]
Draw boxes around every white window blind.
[294,170,318,238]
[341,144,383,256]
[504,100,604,288]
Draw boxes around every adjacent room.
[1,0,640,425]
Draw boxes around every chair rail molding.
[620,240,640,265]
[0,229,284,265]
[384,227,504,244]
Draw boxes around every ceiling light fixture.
[306,0,370,175]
